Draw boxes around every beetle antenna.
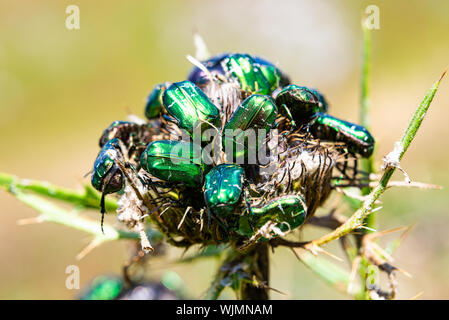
[99,167,118,234]
[83,169,93,178]
[100,191,106,234]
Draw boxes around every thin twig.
[335,180,441,190]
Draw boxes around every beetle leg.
[281,104,296,134]
[111,141,150,196]
[243,184,253,216]
[99,166,122,234]
[161,114,177,124]
[352,154,358,182]
[113,157,144,201]
[243,182,260,234]
[100,192,106,234]
[127,134,136,158]
[335,153,357,182]
[211,213,229,233]
[206,205,212,228]
[342,153,349,178]
[115,138,131,163]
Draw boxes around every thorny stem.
[335,180,441,190]
[305,72,445,251]
[205,249,239,300]
[359,25,375,232]
[358,25,376,297]
[205,244,270,300]
[0,172,118,212]
[240,243,269,300]
[11,190,139,241]
[0,172,163,258]
[205,266,227,300]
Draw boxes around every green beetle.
[91,138,126,232]
[307,87,329,113]
[140,140,206,187]
[187,53,289,94]
[79,275,124,300]
[311,113,375,157]
[252,195,307,234]
[79,275,179,300]
[275,84,374,156]
[252,56,290,92]
[98,121,152,164]
[224,54,271,95]
[162,81,221,140]
[145,82,170,120]
[223,94,278,163]
[204,164,245,216]
[91,138,125,196]
[275,84,323,125]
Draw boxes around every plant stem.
[360,26,372,130]
[240,243,269,300]
[0,172,118,212]
[0,173,164,258]
[307,72,445,249]
[205,266,227,300]
[11,189,138,241]
[358,25,375,298]
[359,25,375,228]
[205,244,270,300]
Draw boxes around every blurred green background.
[0,0,448,299]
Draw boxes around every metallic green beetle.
[204,164,245,216]
[275,84,323,125]
[79,275,124,300]
[223,94,278,162]
[145,82,170,120]
[308,87,329,113]
[275,85,374,157]
[162,81,221,140]
[79,275,179,300]
[91,138,125,232]
[98,121,152,159]
[253,56,290,92]
[91,138,124,196]
[224,54,271,95]
[252,195,307,234]
[257,63,281,93]
[100,121,138,148]
[311,112,375,157]
[187,53,289,94]
[140,140,206,187]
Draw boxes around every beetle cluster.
[90,52,374,251]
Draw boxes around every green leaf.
[0,172,118,211]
